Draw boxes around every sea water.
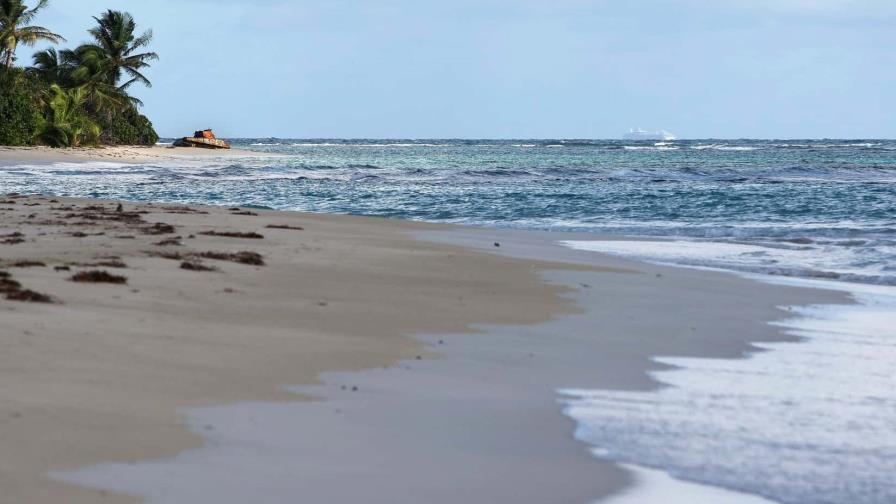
[561,243,896,503]
[4,139,895,503]
[3,139,894,285]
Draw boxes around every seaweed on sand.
[180,261,217,272]
[0,272,53,303]
[7,289,53,303]
[265,224,304,231]
[199,231,264,239]
[155,237,183,246]
[70,270,128,284]
[197,251,265,266]
[142,223,176,235]
[10,261,46,268]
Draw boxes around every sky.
[23,0,896,138]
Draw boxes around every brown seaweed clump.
[155,237,183,246]
[2,232,25,244]
[142,223,176,235]
[199,231,264,239]
[180,261,218,272]
[197,251,265,266]
[0,276,22,293]
[162,206,209,215]
[265,224,304,231]
[89,259,127,269]
[10,261,46,268]
[70,270,128,284]
[0,272,53,303]
[7,289,53,303]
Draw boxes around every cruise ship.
[623,128,677,141]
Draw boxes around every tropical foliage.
[33,84,100,147]
[0,1,158,147]
[0,69,40,145]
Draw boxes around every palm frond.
[124,51,158,63]
[83,10,156,88]
[1,1,63,68]
[125,29,153,55]
[17,0,49,25]
[16,25,65,45]
[30,45,56,69]
[121,66,150,88]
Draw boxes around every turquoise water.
[3,138,894,285]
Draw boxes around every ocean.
[5,139,895,503]
[5,138,894,285]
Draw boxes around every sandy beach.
[1,0,892,500]
[0,145,266,165]
[0,173,852,503]
[0,191,581,503]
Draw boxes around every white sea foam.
[599,464,776,504]
[715,146,760,151]
[623,145,680,151]
[559,239,896,504]
[285,142,452,147]
[690,144,760,151]
[558,238,894,285]
[7,161,135,172]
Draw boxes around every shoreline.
[0,145,270,165]
[0,194,591,503]
[1,194,854,503]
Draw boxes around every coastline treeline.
[0,0,158,147]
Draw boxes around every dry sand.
[0,145,267,165]
[0,193,602,503]
[0,191,850,503]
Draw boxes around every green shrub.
[97,106,159,146]
[34,84,101,148]
[0,69,41,146]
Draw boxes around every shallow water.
[561,242,896,504]
[3,138,895,286]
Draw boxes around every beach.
[0,145,264,165]
[0,175,857,503]
[3,0,894,499]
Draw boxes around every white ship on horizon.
[623,128,677,141]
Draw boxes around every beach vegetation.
[0,68,41,145]
[33,84,101,147]
[0,1,158,147]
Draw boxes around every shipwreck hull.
[173,137,231,149]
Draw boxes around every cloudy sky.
[28,0,896,138]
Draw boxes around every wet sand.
[0,194,598,503]
[0,193,848,503]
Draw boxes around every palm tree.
[30,46,62,81]
[0,0,65,68]
[34,83,100,147]
[65,44,135,113]
[85,10,157,90]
